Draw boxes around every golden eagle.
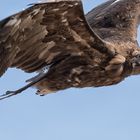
[0,0,140,100]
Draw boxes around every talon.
[36,93,45,96]
[36,90,45,96]
[36,90,41,95]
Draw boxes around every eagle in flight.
[0,0,140,100]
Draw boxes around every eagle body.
[0,0,140,99]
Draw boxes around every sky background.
[0,0,140,140]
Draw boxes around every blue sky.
[0,0,140,140]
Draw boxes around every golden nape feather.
[0,0,140,100]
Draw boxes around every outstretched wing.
[0,0,111,77]
[86,0,140,41]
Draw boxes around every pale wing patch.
[6,17,21,27]
[19,15,32,28]
[45,52,61,63]
[71,29,90,48]
[39,41,56,59]
[32,8,41,16]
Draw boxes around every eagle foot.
[36,90,45,96]
[36,89,53,96]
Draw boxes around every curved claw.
[36,90,45,96]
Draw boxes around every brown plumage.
[0,0,140,100]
